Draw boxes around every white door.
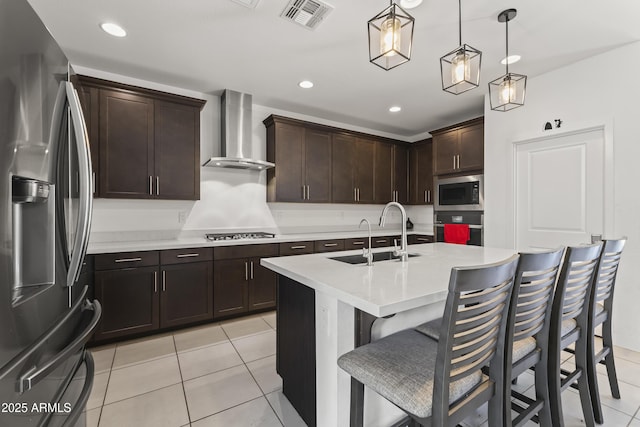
[515,127,606,251]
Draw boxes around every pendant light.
[489,9,527,111]
[440,0,482,94]
[368,1,415,71]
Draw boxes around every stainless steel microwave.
[434,174,484,211]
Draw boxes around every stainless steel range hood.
[203,89,274,170]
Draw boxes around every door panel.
[458,124,484,171]
[160,262,213,328]
[393,145,408,203]
[155,101,200,200]
[99,90,154,198]
[374,142,393,203]
[274,123,305,202]
[304,129,331,202]
[331,134,356,203]
[516,128,604,251]
[93,266,159,340]
[248,258,277,310]
[433,131,458,175]
[213,259,248,318]
[355,138,376,203]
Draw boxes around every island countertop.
[261,242,516,317]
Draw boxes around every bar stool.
[414,248,565,427]
[587,237,626,423]
[503,248,565,427]
[337,255,519,427]
[548,243,603,427]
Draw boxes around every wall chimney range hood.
[203,89,274,170]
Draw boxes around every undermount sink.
[329,251,420,265]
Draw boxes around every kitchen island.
[261,243,516,427]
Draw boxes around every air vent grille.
[281,0,334,30]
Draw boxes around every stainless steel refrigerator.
[0,0,101,425]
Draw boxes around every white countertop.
[86,229,434,254]
[260,243,516,317]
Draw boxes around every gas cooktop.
[205,232,276,241]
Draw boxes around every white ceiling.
[27,0,640,139]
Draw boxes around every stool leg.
[603,318,621,398]
[548,338,565,427]
[587,324,605,424]
[576,335,597,427]
[535,356,553,427]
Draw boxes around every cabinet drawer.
[344,237,370,250]
[314,239,345,253]
[409,234,434,244]
[214,243,279,261]
[279,241,314,256]
[161,247,213,265]
[371,235,400,248]
[95,251,159,270]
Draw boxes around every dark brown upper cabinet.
[432,117,484,176]
[409,139,434,205]
[74,78,100,197]
[264,116,331,203]
[374,142,408,204]
[332,135,375,204]
[77,75,205,200]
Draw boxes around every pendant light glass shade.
[368,2,414,71]
[489,9,527,111]
[440,0,482,94]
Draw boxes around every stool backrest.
[433,254,520,425]
[592,238,626,312]
[551,243,603,342]
[509,248,565,348]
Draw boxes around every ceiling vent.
[280,0,334,30]
[230,0,261,9]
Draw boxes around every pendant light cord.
[505,15,509,74]
[458,0,462,46]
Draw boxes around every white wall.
[484,41,640,351]
[77,67,432,242]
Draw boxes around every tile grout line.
[172,334,193,425]
[91,344,117,427]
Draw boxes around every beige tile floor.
[85,311,305,427]
[86,312,640,427]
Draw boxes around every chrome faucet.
[379,202,408,262]
[359,218,373,266]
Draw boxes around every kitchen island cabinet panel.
[160,261,213,328]
[248,259,277,310]
[93,266,159,341]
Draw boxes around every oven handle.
[434,224,483,229]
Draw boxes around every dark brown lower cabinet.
[408,234,434,244]
[94,266,159,341]
[213,244,279,319]
[160,261,214,328]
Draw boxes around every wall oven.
[434,174,484,211]
[434,211,484,246]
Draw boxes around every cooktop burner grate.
[205,232,276,241]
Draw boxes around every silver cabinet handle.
[453,156,456,169]
[417,237,431,242]
[357,188,360,201]
[162,270,166,292]
[376,239,387,243]
[290,245,307,249]
[428,190,431,203]
[324,243,338,247]
[354,187,357,202]
[156,176,160,196]
[149,176,153,195]
[306,185,310,200]
[250,261,254,280]
[302,185,305,200]
[176,253,200,258]
[92,172,96,195]
[457,154,460,169]
[424,190,427,203]
[154,271,158,293]
[245,261,249,281]
[114,257,142,263]
[352,241,365,245]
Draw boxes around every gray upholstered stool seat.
[414,318,440,340]
[338,328,484,419]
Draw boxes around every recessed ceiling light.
[100,22,127,38]
[400,0,423,9]
[389,106,402,112]
[298,80,314,89]
[500,54,521,65]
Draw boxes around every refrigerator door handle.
[17,298,101,393]
[65,81,93,287]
